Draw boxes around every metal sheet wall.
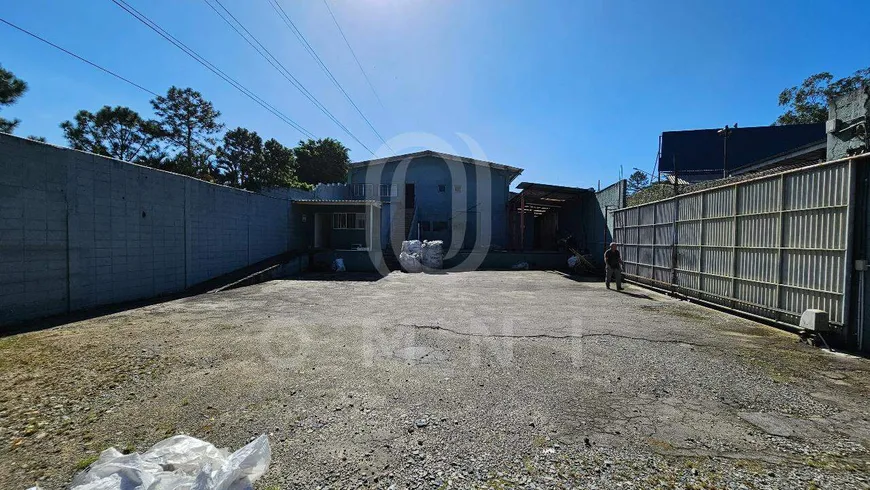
[613,160,852,326]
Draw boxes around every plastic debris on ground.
[332,257,346,272]
[567,256,579,268]
[511,261,529,270]
[54,434,270,490]
[420,240,444,269]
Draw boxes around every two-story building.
[348,150,523,252]
[290,150,523,255]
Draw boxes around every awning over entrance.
[291,199,382,208]
[509,182,592,216]
[291,199,381,251]
[508,182,592,250]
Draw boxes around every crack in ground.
[398,324,710,348]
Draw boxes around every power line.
[200,0,376,155]
[109,0,314,139]
[266,0,392,153]
[321,0,388,113]
[0,16,158,96]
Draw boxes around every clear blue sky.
[2,0,869,190]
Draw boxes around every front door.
[405,184,415,209]
[314,213,330,248]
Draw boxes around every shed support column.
[520,193,525,251]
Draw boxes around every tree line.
[0,65,352,192]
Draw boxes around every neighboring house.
[657,123,826,182]
[290,150,524,252]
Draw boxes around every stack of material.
[399,240,423,273]
[420,240,444,269]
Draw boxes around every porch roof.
[291,199,382,208]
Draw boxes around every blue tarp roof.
[658,123,825,174]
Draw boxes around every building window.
[353,183,373,197]
[437,184,446,193]
[333,212,366,230]
[433,221,448,232]
[380,184,398,197]
[454,185,462,193]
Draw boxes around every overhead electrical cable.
[0,16,159,96]
[321,0,388,113]
[265,0,392,153]
[110,0,315,138]
[199,0,375,155]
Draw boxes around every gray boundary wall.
[585,180,626,263]
[613,158,856,329]
[0,134,300,326]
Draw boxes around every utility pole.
[718,124,733,178]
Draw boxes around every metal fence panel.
[613,159,853,327]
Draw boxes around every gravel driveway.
[1,270,869,489]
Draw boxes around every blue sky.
[2,0,869,190]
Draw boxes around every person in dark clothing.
[604,242,623,290]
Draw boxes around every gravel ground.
[1,270,870,489]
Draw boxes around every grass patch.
[647,438,674,450]
[75,455,99,471]
[531,435,547,448]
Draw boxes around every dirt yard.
[1,270,870,489]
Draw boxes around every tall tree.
[260,138,299,190]
[215,127,264,189]
[626,170,650,195]
[776,68,870,125]
[151,86,223,177]
[0,65,28,133]
[60,106,160,162]
[294,137,350,185]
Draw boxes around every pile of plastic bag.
[420,240,444,269]
[36,434,270,490]
[399,240,444,272]
[399,240,424,273]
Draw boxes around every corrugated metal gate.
[613,159,855,327]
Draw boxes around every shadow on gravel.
[546,270,602,283]
[617,290,654,300]
[284,272,386,282]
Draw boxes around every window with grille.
[352,184,373,197]
[379,184,398,197]
[333,212,366,230]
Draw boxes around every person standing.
[604,242,623,290]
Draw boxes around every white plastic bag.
[511,261,529,270]
[399,251,423,273]
[567,256,578,268]
[333,258,346,272]
[67,434,270,490]
[401,240,422,255]
[420,240,444,269]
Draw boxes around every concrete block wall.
[0,134,297,326]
